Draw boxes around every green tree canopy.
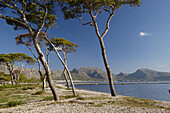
[0,53,36,65]
[0,0,57,31]
[49,38,78,53]
[58,0,141,19]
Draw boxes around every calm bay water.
[75,82,170,102]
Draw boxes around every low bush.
[7,101,23,107]
[34,90,43,95]
[95,104,103,107]
[22,87,28,90]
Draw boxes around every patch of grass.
[65,88,72,90]
[14,90,26,94]
[108,100,115,104]
[55,86,64,89]
[22,87,28,90]
[60,95,76,100]
[7,101,24,107]
[42,96,54,101]
[0,97,9,103]
[34,90,43,95]
[115,97,157,109]
[12,95,22,98]
[0,83,46,109]
[0,84,13,90]
[95,104,103,107]
[88,102,95,105]
[80,96,112,100]
[76,97,86,100]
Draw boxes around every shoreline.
[72,82,170,85]
[0,84,170,113]
[55,80,170,85]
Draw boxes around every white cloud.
[139,32,152,36]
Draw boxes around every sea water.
[75,82,170,102]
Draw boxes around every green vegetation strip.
[0,84,50,109]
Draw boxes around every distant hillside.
[1,64,170,81]
[54,67,111,81]
[0,65,110,81]
[116,68,170,81]
[0,65,40,79]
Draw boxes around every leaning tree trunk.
[64,63,76,96]
[63,68,70,89]
[45,37,76,96]
[62,52,70,89]
[56,51,76,96]
[98,38,116,96]
[33,38,59,101]
[37,59,46,92]
[26,45,47,92]
[38,70,46,92]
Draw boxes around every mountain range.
[116,68,170,81]
[1,64,170,81]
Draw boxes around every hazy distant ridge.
[1,65,170,81]
[116,68,170,81]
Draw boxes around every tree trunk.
[65,66,76,96]
[45,37,76,96]
[15,74,20,86]
[62,52,70,89]
[98,38,116,96]
[42,76,47,92]
[90,10,116,96]
[6,63,14,86]
[33,38,59,101]
[63,68,70,89]
[11,74,14,86]
[16,62,23,86]
[38,70,46,92]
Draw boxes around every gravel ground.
[0,85,170,113]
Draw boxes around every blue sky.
[0,0,170,74]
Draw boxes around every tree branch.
[101,8,115,39]
[21,0,26,13]
[102,7,111,15]
[94,9,99,19]
[79,17,94,26]
[0,13,28,28]
[89,10,101,38]
[0,1,33,34]
[80,7,89,13]
[26,45,38,60]
[0,0,17,11]
[34,2,48,40]
[0,0,23,14]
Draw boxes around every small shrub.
[65,88,71,90]
[7,101,23,107]
[76,97,85,100]
[108,101,115,104]
[95,104,103,107]
[34,90,43,95]
[0,84,13,89]
[88,102,95,105]
[22,87,28,90]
